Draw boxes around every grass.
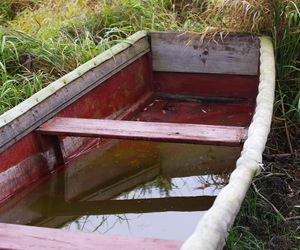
[0,28,101,113]
[0,0,41,24]
[0,0,299,248]
[0,0,183,114]
[226,161,300,249]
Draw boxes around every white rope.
[181,36,275,250]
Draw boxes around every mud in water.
[0,140,240,240]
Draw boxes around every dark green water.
[0,140,239,240]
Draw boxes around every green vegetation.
[0,0,41,24]
[0,0,180,114]
[0,0,299,248]
[226,161,300,249]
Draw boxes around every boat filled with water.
[0,31,275,249]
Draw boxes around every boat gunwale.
[181,36,275,250]
[0,33,274,249]
[0,31,149,154]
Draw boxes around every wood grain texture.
[153,72,259,100]
[0,223,182,250]
[136,98,255,127]
[150,32,260,75]
[38,117,247,146]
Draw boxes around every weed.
[226,162,300,250]
[0,0,41,24]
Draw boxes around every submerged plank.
[47,196,216,216]
[37,118,247,146]
[0,223,182,250]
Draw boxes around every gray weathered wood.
[150,32,260,75]
[0,36,149,154]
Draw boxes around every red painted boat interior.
[136,98,255,126]
[153,72,259,101]
[0,51,259,204]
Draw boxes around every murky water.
[0,140,240,240]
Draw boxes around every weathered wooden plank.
[0,223,182,250]
[0,34,150,154]
[150,32,260,75]
[153,72,259,100]
[37,118,247,146]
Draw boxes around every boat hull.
[0,31,270,250]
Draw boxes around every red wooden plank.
[154,72,259,101]
[37,118,247,146]
[0,223,182,250]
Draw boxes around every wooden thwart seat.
[37,117,247,146]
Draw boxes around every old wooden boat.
[0,31,275,249]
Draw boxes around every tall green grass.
[201,0,300,152]
[272,1,300,116]
[0,0,41,24]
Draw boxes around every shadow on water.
[0,140,240,240]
